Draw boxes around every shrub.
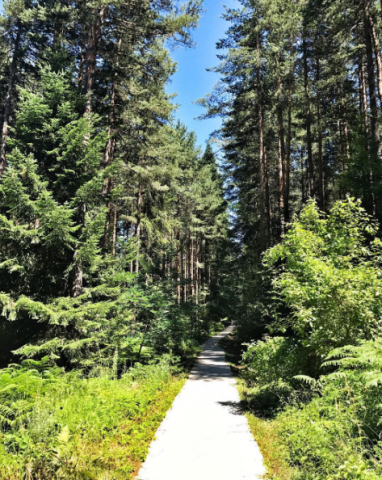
[270,337,382,479]
[242,336,313,415]
[264,198,382,356]
[243,336,302,387]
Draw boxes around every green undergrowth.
[221,332,382,480]
[0,358,186,479]
[220,333,297,480]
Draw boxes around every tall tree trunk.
[190,237,195,297]
[103,40,122,247]
[303,37,314,198]
[205,239,210,289]
[176,194,181,305]
[259,109,271,246]
[112,203,117,256]
[264,145,272,243]
[259,104,268,247]
[135,183,142,274]
[195,237,199,306]
[0,22,21,176]
[316,58,325,211]
[364,0,381,161]
[369,11,382,113]
[344,123,350,163]
[103,38,121,175]
[73,8,104,293]
[72,203,87,297]
[78,40,86,88]
[277,74,286,236]
[181,234,185,300]
[84,7,104,115]
[300,149,305,204]
[364,0,381,216]
[200,236,205,295]
[359,53,374,214]
[257,32,270,248]
[285,80,292,224]
[104,199,113,249]
[359,54,369,125]
[278,108,285,235]
[130,217,134,273]
[72,251,83,298]
[184,230,189,302]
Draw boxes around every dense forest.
[201,0,382,478]
[2,0,382,478]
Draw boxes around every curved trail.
[138,327,266,480]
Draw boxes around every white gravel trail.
[137,327,266,480]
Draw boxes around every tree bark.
[359,54,369,124]
[112,203,117,256]
[184,230,190,302]
[130,217,134,273]
[369,10,382,113]
[205,239,210,289]
[78,40,86,89]
[264,145,272,243]
[0,22,22,176]
[84,7,104,115]
[135,183,142,274]
[364,0,381,161]
[181,233,185,300]
[285,79,292,224]
[195,237,199,306]
[277,78,286,236]
[104,199,113,250]
[72,252,83,298]
[176,194,181,305]
[72,203,87,297]
[190,237,195,297]
[316,58,325,211]
[364,0,381,216]
[300,149,305,204]
[303,37,314,198]
[257,33,270,248]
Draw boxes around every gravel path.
[137,327,266,480]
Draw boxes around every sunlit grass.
[0,362,186,479]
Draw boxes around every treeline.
[202,0,382,251]
[0,0,228,369]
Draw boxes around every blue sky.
[167,0,239,149]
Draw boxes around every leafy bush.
[240,200,382,478]
[264,198,382,356]
[241,336,382,479]
[276,337,382,480]
[243,337,302,387]
[242,336,313,415]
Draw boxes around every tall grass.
[0,359,185,479]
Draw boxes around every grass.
[0,362,186,480]
[220,332,297,480]
[244,411,295,480]
[0,324,226,480]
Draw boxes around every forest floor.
[137,327,266,480]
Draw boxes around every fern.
[293,375,318,386]
[323,338,382,388]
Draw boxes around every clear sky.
[167,0,239,149]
